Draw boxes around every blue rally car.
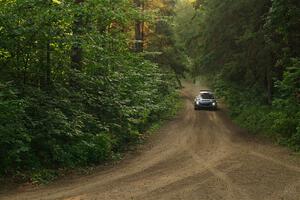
[194,90,218,110]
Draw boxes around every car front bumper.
[194,102,217,109]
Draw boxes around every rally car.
[194,90,218,110]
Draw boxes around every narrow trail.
[1,83,300,200]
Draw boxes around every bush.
[213,70,300,150]
[0,61,179,179]
[0,83,32,174]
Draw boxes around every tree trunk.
[71,0,84,70]
[46,41,51,88]
[134,0,144,52]
[265,67,273,105]
[175,74,183,89]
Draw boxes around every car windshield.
[201,93,214,99]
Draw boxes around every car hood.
[198,99,215,103]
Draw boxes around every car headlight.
[212,102,216,106]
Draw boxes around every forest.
[0,0,182,182]
[0,0,299,184]
[174,0,300,149]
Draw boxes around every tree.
[144,0,187,87]
[71,0,85,70]
[134,0,144,52]
[0,0,179,179]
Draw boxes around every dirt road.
[1,83,300,200]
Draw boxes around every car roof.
[199,90,213,94]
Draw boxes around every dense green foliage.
[174,0,300,149]
[145,0,188,87]
[0,0,179,179]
